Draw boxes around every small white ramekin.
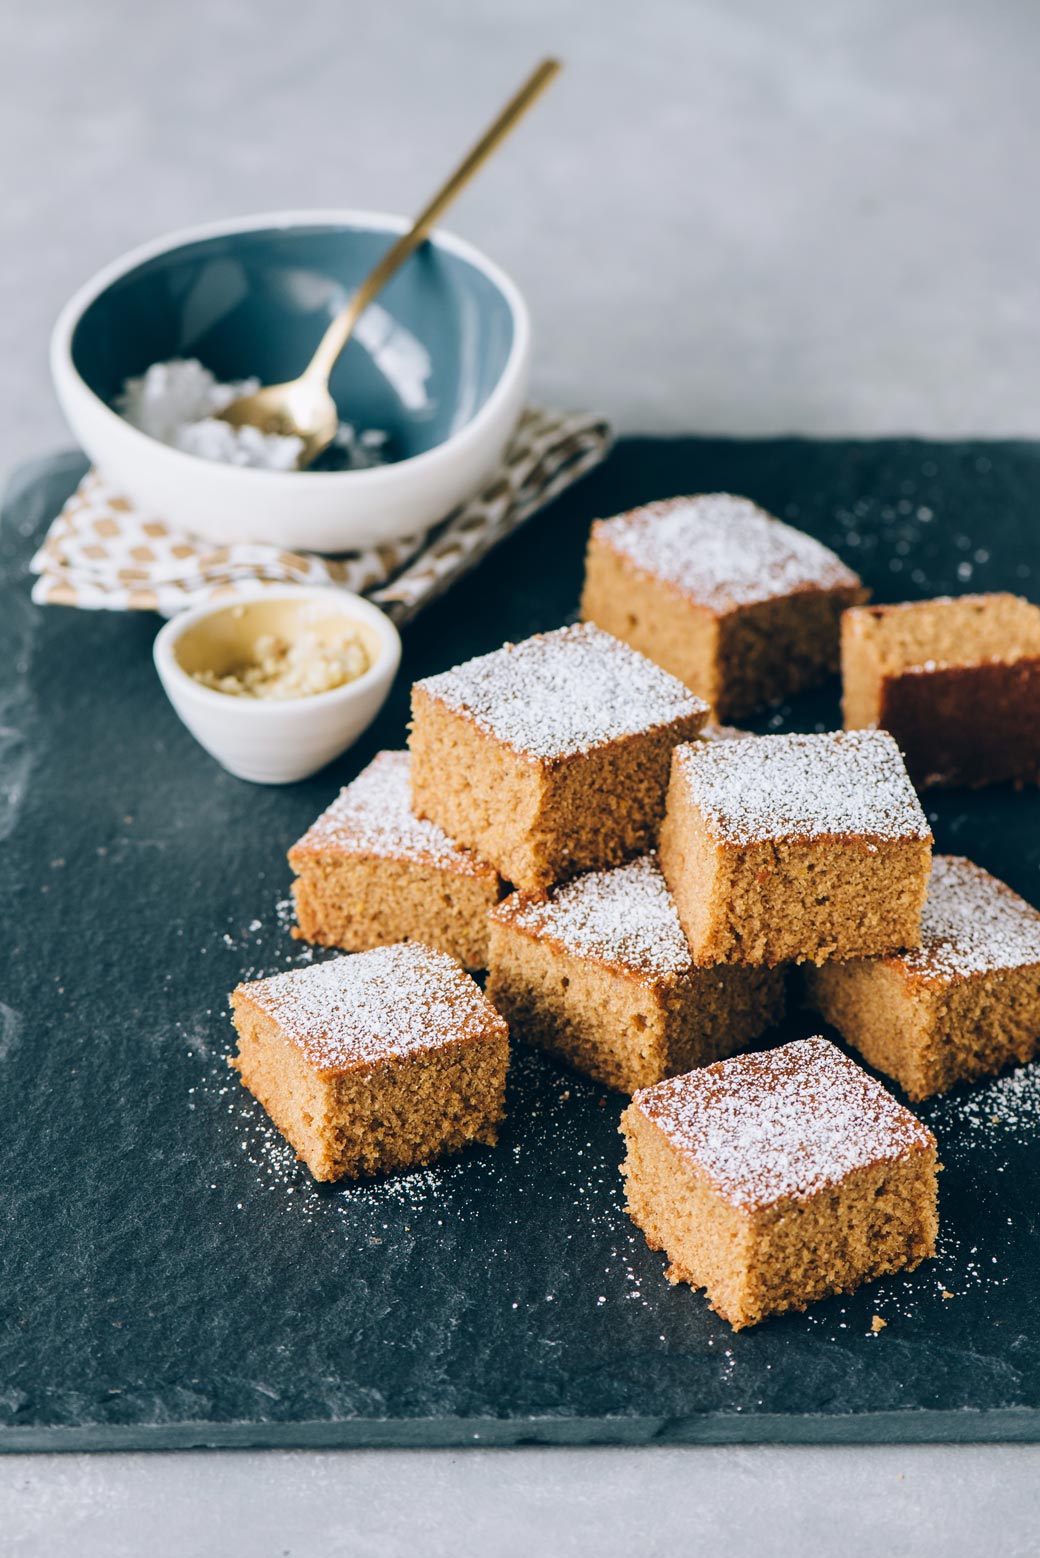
[152,586,401,784]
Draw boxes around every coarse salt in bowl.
[152,586,402,784]
[51,211,530,553]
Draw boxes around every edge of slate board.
[2,1407,1040,1453]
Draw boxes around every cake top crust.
[894,855,1040,981]
[234,943,506,1072]
[671,729,932,846]
[491,853,693,980]
[593,494,863,613]
[633,1037,934,1212]
[414,622,708,763]
[288,750,497,880]
[846,593,1040,673]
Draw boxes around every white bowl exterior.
[54,341,527,551]
[152,589,401,785]
[51,210,531,553]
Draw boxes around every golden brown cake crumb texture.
[230,943,508,1182]
[581,495,867,719]
[486,853,785,1093]
[844,594,1040,697]
[806,855,1040,1100]
[410,623,708,892]
[620,1037,938,1329]
[842,594,1040,788]
[658,729,932,966]
[288,750,502,969]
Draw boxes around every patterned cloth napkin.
[29,407,611,625]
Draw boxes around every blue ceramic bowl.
[51,211,530,551]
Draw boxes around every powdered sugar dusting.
[929,1058,1040,1146]
[700,722,753,743]
[234,943,505,1069]
[635,1037,934,1212]
[673,729,932,845]
[595,495,863,612]
[416,623,708,762]
[898,855,1040,980]
[289,751,498,880]
[493,853,693,978]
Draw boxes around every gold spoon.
[217,57,562,470]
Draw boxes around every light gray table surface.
[4,0,1040,1551]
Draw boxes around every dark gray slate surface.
[3,439,1040,1451]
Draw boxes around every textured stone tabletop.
[4,0,1040,1552]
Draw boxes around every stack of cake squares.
[231,493,1040,1330]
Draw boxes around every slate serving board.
[4,437,1040,1452]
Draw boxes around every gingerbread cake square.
[658,729,932,966]
[486,853,785,1093]
[842,593,1040,788]
[621,1037,938,1329]
[581,495,867,719]
[410,623,709,893]
[806,855,1040,1101]
[230,943,509,1182]
[289,750,503,970]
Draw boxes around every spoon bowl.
[216,58,560,469]
[217,375,339,468]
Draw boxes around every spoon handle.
[304,56,561,385]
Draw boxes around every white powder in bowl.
[117,358,388,473]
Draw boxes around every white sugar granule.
[595,494,862,612]
[673,728,932,846]
[635,1037,934,1211]
[897,855,1040,980]
[417,623,707,762]
[292,751,497,878]
[928,1059,1040,1146]
[494,853,692,978]
[118,358,387,472]
[235,942,503,1068]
